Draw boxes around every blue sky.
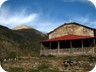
[0,0,96,33]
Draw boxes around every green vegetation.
[8,64,62,72]
[0,25,48,60]
[9,67,24,72]
[29,69,60,72]
[3,55,95,72]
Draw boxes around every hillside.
[0,25,48,60]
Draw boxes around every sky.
[0,0,96,33]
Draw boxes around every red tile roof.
[41,34,95,42]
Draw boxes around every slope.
[0,25,48,60]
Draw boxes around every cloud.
[0,8,39,27]
[0,13,38,25]
[73,16,89,23]
[33,21,64,33]
[0,7,64,33]
[71,16,96,28]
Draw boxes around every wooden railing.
[40,47,95,56]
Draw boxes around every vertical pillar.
[58,41,60,55]
[93,39,95,55]
[81,40,84,54]
[49,42,51,55]
[49,42,51,49]
[70,41,72,54]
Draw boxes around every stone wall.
[49,24,94,39]
[40,47,95,56]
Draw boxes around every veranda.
[40,38,96,56]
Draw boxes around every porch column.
[70,41,72,53]
[81,40,84,54]
[58,41,60,55]
[49,42,51,55]
[93,39,95,55]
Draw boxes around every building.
[40,22,96,56]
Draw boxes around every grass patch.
[8,67,24,72]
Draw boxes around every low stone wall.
[40,47,95,56]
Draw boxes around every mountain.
[12,25,46,38]
[13,25,33,30]
[0,25,48,60]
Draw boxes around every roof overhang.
[40,34,96,43]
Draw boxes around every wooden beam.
[70,41,72,48]
[93,39,95,55]
[49,42,51,55]
[70,41,72,53]
[81,40,84,54]
[58,41,60,55]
